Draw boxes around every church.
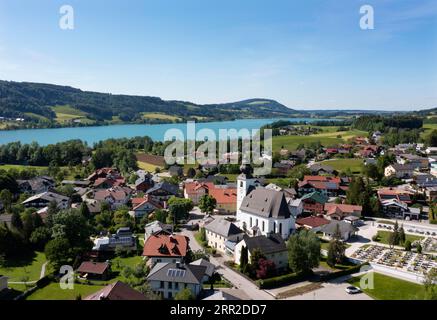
[236,165,295,239]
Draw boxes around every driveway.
[287,280,372,300]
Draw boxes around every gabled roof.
[320,220,358,235]
[146,181,179,196]
[240,189,291,219]
[204,219,244,238]
[296,216,330,228]
[77,261,109,275]
[300,191,328,204]
[324,203,362,216]
[190,259,215,277]
[142,234,189,258]
[84,281,148,300]
[22,191,69,205]
[147,263,207,285]
[243,234,287,255]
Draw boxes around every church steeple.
[237,164,257,212]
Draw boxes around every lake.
[0,117,337,146]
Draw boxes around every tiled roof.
[296,216,330,228]
[84,281,147,300]
[142,234,189,258]
[240,189,291,219]
[77,261,109,275]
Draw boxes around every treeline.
[352,115,423,132]
[260,120,352,136]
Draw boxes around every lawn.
[375,231,424,245]
[51,105,90,123]
[138,161,162,172]
[0,251,47,282]
[26,282,105,300]
[141,112,181,122]
[0,164,48,172]
[347,272,426,300]
[272,128,367,152]
[319,158,364,174]
[420,123,437,140]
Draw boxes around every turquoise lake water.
[0,117,336,146]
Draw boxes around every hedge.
[257,271,311,289]
[319,263,368,281]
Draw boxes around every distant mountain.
[0,80,302,128]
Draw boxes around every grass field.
[138,161,162,172]
[319,158,364,174]
[26,282,105,300]
[375,231,424,245]
[51,105,91,123]
[0,164,48,172]
[141,112,181,122]
[348,272,426,300]
[421,123,437,140]
[0,251,46,282]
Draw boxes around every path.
[8,262,48,285]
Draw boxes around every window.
[279,223,282,234]
[168,282,172,289]
[262,221,265,232]
[160,281,164,288]
[250,217,252,227]
[256,219,258,227]
[240,181,243,187]
[273,222,276,233]
[168,292,172,299]
[175,282,179,290]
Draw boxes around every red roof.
[77,261,109,275]
[142,234,189,258]
[84,281,147,300]
[185,182,236,205]
[324,203,362,216]
[132,196,163,210]
[296,216,330,228]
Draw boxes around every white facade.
[148,279,201,299]
[236,174,259,212]
[236,210,294,239]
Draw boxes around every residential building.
[146,181,180,201]
[377,188,412,204]
[384,163,418,179]
[204,218,244,254]
[298,176,347,197]
[144,221,173,240]
[92,227,137,252]
[93,186,133,210]
[324,203,362,220]
[309,164,337,175]
[130,195,162,218]
[147,262,209,299]
[77,261,110,280]
[234,234,288,271]
[142,233,189,265]
[22,191,70,209]
[300,191,328,215]
[84,281,148,300]
[17,176,55,194]
[296,216,330,232]
[184,181,237,213]
[320,220,358,241]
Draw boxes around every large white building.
[236,165,295,239]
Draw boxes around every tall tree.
[287,230,320,274]
[326,224,346,267]
[167,197,194,223]
[198,195,217,215]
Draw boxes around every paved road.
[287,281,372,300]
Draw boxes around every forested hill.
[0,80,302,127]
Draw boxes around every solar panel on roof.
[167,268,186,278]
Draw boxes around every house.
[184,182,237,213]
[130,196,163,218]
[61,180,91,188]
[413,174,437,189]
[203,289,251,301]
[320,220,358,241]
[298,176,347,197]
[397,154,429,171]
[169,165,184,177]
[0,275,7,292]
[134,172,154,191]
[189,258,215,281]
[377,188,412,204]
[425,186,437,202]
[309,164,337,176]
[22,192,70,209]
[384,163,418,179]
[77,261,110,280]
[146,181,180,201]
[289,149,306,162]
[144,221,173,240]
[17,176,55,194]
[273,160,294,175]
[92,227,137,252]
[142,233,189,265]
[204,218,244,254]
[296,216,330,232]
[381,199,420,220]
[288,198,303,217]
[82,199,102,215]
[84,281,148,300]
[93,186,132,209]
[324,203,362,220]
[234,234,288,271]
[237,188,295,239]
[300,191,328,215]
[147,262,209,299]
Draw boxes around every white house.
[204,218,245,254]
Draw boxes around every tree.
[167,197,194,223]
[30,226,52,250]
[423,269,437,300]
[416,243,422,254]
[239,245,249,272]
[404,240,412,251]
[287,230,321,274]
[398,225,406,244]
[187,167,196,178]
[153,209,168,223]
[256,259,276,279]
[388,221,400,248]
[198,195,217,215]
[174,288,195,300]
[426,130,437,148]
[0,189,13,212]
[11,211,23,230]
[79,202,91,219]
[326,224,346,267]
[44,238,72,270]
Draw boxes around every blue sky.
[0,0,436,111]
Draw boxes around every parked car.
[345,286,362,294]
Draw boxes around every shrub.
[257,271,310,289]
